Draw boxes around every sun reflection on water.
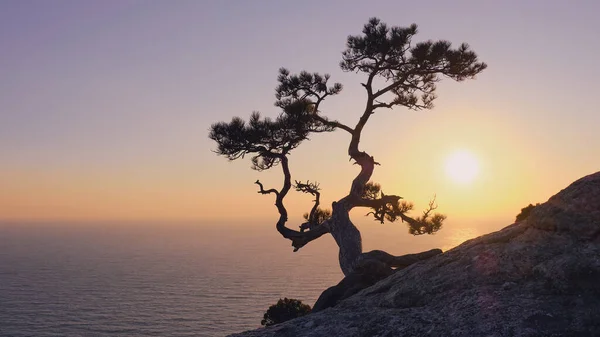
[441,227,480,251]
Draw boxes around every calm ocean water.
[0,221,487,336]
[0,223,344,337]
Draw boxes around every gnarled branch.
[255,180,279,196]
[295,180,324,232]
[312,114,354,134]
[253,156,332,252]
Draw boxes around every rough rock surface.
[231,172,600,337]
[312,258,394,313]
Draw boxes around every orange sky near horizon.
[2,102,594,226]
[2,1,599,230]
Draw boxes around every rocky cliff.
[231,172,600,337]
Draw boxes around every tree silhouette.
[210,18,486,276]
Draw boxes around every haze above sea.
[0,219,499,336]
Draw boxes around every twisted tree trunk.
[328,150,375,275]
[329,199,363,276]
[253,97,443,276]
[325,156,442,275]
[259,152,440,277]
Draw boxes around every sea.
[0,220,486,336]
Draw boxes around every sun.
[444,150,479,184]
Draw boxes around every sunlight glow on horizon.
[1,1,600,226]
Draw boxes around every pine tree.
[210,18,486,276]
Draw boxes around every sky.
[1,0,599,237]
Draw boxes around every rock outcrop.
[312,249,443,313]
[231,172,600,337]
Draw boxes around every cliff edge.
[232,172,600,336]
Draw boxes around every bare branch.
[312,114,354,134]
[255,180,279,196]
[295,180,320,194]
[295,180,321,227]
[422,196,439,219]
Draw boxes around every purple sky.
[1,0,600,224]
